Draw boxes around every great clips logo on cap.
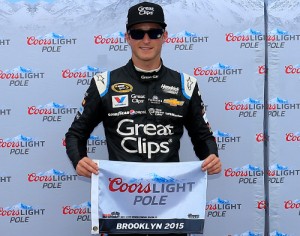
[126,2,167,30]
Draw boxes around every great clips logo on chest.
[116,119,173,159]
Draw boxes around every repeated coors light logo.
[61,66,102,85]
[164,31,208,50]
[26,33,77,52]
[284,200,300,210]
[193,63,243,83]
[256,133,267,142]
[285,64,300,74]
[0,67,45,87]
[206,198,242,218]
[0,203,45,223]
[27,102,77,122]
[94,32,128,51]
[62,202,91,222]
[27,169,77,189]
[0,135,45,155]
[286,132,300,142]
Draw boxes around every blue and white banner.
[91,160,207,234]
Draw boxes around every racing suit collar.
[127,59,165,81]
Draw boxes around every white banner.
[91,160,207,234]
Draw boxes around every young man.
[65,2,221,235]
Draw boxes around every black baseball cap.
[126,2,167,30]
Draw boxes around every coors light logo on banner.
[206,198,242,218]
[165,31,208,51]
[27,169,77,189]
[61,65,105,86]
[224,164,263,184]
[62,201,91,222]
[27,102,78,122]
[0,66,45,87]
[193,63,243,83]
[0,203,45,224]
[26,32,77,52]
[0,134,45,155]
[213,130,241,151]
[94,31,128,51]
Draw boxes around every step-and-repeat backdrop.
[1,0,299,235]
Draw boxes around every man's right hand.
[76,157,99,178]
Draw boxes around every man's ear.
[163,30,168,42]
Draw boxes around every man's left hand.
[201,154,222,175]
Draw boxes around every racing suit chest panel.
[95,65,190,162]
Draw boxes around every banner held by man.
[91,160,207,234]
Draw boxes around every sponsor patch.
[163,98,184,107]
[111,83,133,93]
[112,95,128,108]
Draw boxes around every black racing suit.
[65,59,218,236]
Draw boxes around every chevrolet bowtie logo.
[163,99,184,107]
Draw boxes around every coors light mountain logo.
[224,164,263,184]
[27,102,78,122]
[26,32,77,52]
[165,31,208,51]
[227,230,263,236]
[27,169,77,189]
[194,63,243,83]
[268,28,300,49]
[94,32,128,51]
[0,134,45,155]
[206,198,242,218]
[213,130,241,151]
[61,65,105,86]
[62,135,107,154]
[224,97,300,118]
[0,203,45,223]
[268,163,300,184]
[0,66,45,87]
[284,63,300,75]
[285,131,300,142]
[225,28,300,49]
[62,201,91,222]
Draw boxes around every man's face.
[126,22,168,68]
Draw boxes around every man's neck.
[134,65,161,73]
[131,58,162,71]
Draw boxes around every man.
[65,2,221,235]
